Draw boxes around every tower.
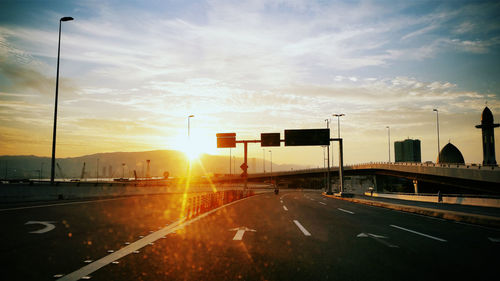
[475,107,499,165]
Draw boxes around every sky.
[0,0,499,168]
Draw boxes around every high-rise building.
[475,107,499,165]
[394,139,421,162]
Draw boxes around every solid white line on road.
[390,225,447,242]
[293,220,311,236]
[0,197,129,212]
[337,208,355,214]
[283,205,288,211]
[57,195,257,281]
[319,202,327,205]
[488,237,500,243]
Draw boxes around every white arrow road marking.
[390,225,447,242]
[338,208,355,214]
[25,221,56,234]
[488,237,500,243]
[293,220,311,236]
[357,233,398,248]
[229,227,256,240]
[57,194,256,281]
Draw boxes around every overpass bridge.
[227,162,500,194]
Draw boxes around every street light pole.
[270,150,273,183]
[188,115,194,138]
[433,109,440,160]
[50,16,73,185]
[263,149,266,174]
[187,114,195,175]
[96,158,99,183]
[333,114,345,138]
[325,119,330,194]
[386,126,391,162]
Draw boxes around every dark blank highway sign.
[285,129,330,146]
[261,133,281,147]
[216,133,236,148]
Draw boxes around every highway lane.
[2,190,499,280]
[0,194,186,281]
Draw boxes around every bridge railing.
[369,191,500,199]
[351,162,499,171]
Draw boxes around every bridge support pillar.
[413,179,418,194]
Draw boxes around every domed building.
[438,143,465,164]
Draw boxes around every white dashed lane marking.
[293,220,311,236]
[337,208,355,214]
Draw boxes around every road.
[1,190,499,280]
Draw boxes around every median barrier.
[185,190,255,219]
[0,181,262,203]
[364,192,500,208]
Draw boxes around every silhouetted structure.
[438,143,465,164]
[475,107,499,165]
[394,139,421,162]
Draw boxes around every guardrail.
[249,162,499,176]
[365,191,500,208]
[0,181,265,203]
[352,162,499,171]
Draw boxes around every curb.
[322,193,500,229]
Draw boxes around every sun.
[173,130,218,161]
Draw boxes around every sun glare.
[173,130,217,161]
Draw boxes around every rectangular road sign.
[216,133,236,148]
[261,133,281,147]
[284,129,330,146]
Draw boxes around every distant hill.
[0,150,307,179]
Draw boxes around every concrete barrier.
[324,193,500,228]
[0,182,266,203]
[364,192,500,208]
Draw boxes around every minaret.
[475,107,499,165]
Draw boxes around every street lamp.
[96,158,99,183]
[333,114,345,138]
[325,118,331,193]
[262,149,266,174]
[386,126,391,162]
[188,115,195,138]
[433,109,440,160]
[269,150,273,185]
[50,16,74,185]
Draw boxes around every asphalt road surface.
[1,190,499,281]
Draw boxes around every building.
[438,143,465,164]
[394,139,421,162]
[475,107,499,165]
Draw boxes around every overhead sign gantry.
[216,129,344,195]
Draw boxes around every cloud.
[0,0,498,164]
